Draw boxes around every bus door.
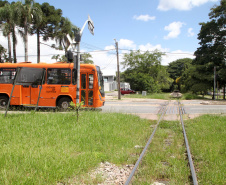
[80,73,94,107]
[30,85,39,104]
[20,68,45,106]
[21,85,31,105]
[21,85,39,105]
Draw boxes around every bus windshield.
[96,66,105,97]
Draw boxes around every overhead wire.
[101,54,117,70]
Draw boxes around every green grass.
[123,92,206,100]
[185,115,226,184]
[1,112,225,184]
[133,121,191,185]
[123,93,171,100]
[180,93,207,100]
[131,115,226,185]
[0,111,153,184]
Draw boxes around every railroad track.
[124,100,198,185]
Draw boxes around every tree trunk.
[24,17,28,62]
[12,26,17,63]
[212,83,215,100]
[37,29,40,63]
[7,33,12,63]
[224,84,225,100]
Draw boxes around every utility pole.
[115,39,121,100]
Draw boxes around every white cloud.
[161,50,195,65]
[138,44,195,65]
[164,21,185,40]
[92,51,118,76]
[188,28,195,37]
[104,45,115,50]
[98,40,195,74]
[138,43,169,52]
[158,0,218,11]
[133,14,156,22]
[0,30,64,63]
[118,39,136,50]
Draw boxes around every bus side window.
[72,69,77,85]
[0,68,16,84]
[47,68,71,85]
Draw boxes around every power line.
[40,40,195,56]
[118,48,195,56]
[101,55,116,70]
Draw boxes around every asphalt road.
[101,96,226,116]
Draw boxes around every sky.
[0,0,221,75]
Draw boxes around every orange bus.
[0,62,105,109]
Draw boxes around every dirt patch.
[87,162,134,185]
[163,114,179,121]
[134,113,204,121]
[57,162,134,185]
[200,100,226,105]
[134,113,158,120]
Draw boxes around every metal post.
[76,42,80,104]
[5,67,20,117]
[115,40,121,100]
[68,15,94,105]
[35,69,46,112]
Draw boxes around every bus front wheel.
[57,97,72,110]
[0,96,9,109]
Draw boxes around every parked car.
[120,88,136,95]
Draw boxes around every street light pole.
[114,39,121,100]
[72,15,94,104]
[76,42,81,103]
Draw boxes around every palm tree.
[54,17,75,54]
[51,54,60,62]
[0,2,13,62]
[17,0,42,62]
[32,2,62,63]
[0,44,7,63]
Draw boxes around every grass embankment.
[133,115,226,184]
[185,115,226,184]
[0,111,152,184]
[123,93,171,100]
[122,92,208,100]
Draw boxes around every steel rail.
[178,102,198,185]
[124,102,168,185]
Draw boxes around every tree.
[16,0,42,62]
[0,44,7,63]
[157,66,174,91]
[54,17,75,55]
[0,1,13,62]
[51,54,60,62]
[121,50,172,93]
[167,58,192,91]
[32,2,62,63]
[181,65,212,95]
[51,54,66,62]
[194,0,226,98]
[0,1,20,63]
[81,53,93,64]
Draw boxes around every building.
[103,75,130,91]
